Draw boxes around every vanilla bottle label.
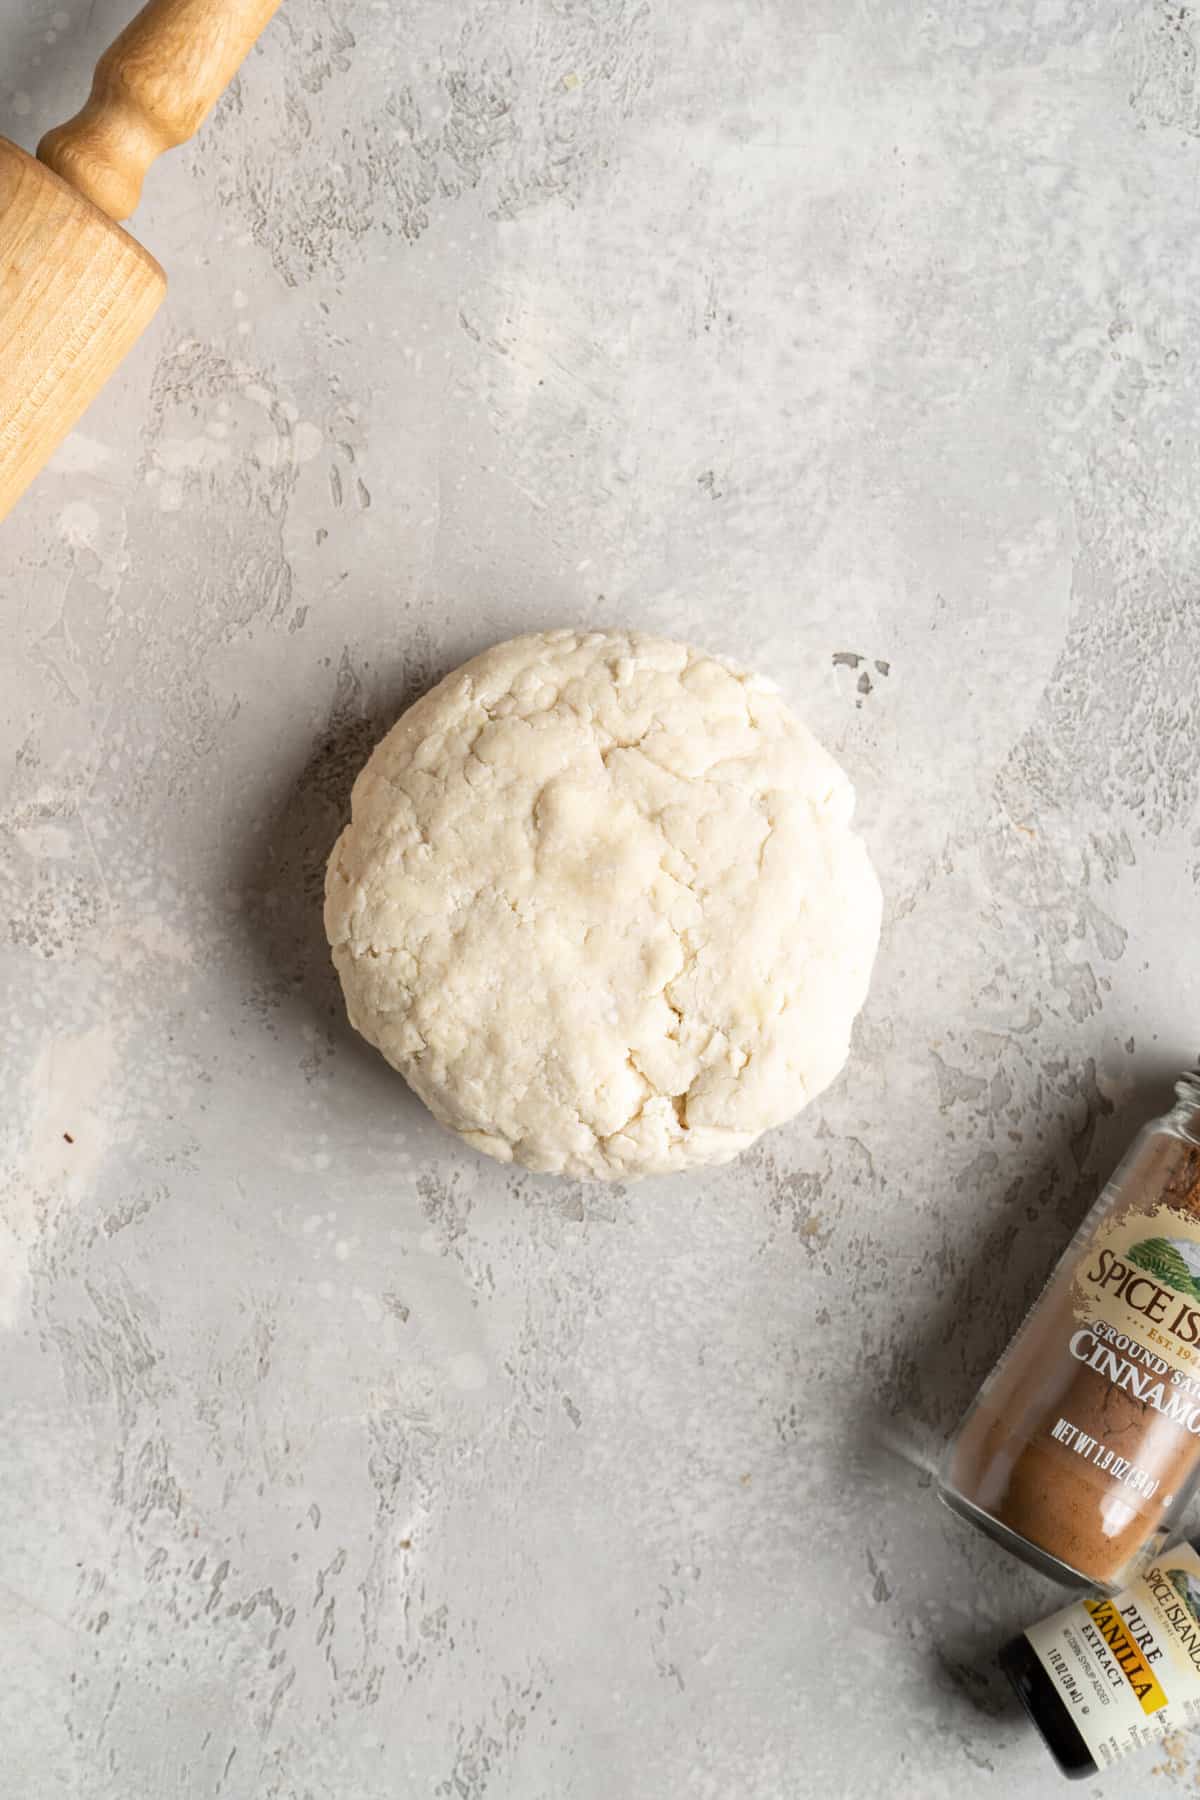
[1023,1543,1200,1768]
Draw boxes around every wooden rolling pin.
[0,0,282,524]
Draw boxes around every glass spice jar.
[940,1070,1200,1592]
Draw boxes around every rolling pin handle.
[37,0,282,222]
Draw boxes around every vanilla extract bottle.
[1004,1538,1200,1777]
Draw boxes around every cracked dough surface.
[325,630,882,1179]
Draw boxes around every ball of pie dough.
[325,630,881,1179]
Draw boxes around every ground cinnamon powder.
[941,1079,1200,1590]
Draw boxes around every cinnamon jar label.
[1023,1542,1200,1768]
[1073,1202,1200,1399]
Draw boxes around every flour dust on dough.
[325,630,882,1179]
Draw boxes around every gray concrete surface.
[4,1,1200,1795]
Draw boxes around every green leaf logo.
[1168,1569,1200,1627]
[1127,1237,1200,1303]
